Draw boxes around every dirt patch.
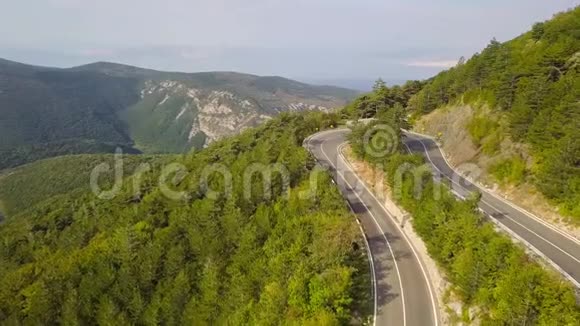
[414,105,479,165]
[343,146,474,325]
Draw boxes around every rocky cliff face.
[124,79,337,152]
[0,58,357,168]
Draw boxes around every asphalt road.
[403,131,580,287]
[306,129,438,326]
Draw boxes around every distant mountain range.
[304,78,407,92]
[0,58,358,169]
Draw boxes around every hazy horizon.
[1,0,577,90]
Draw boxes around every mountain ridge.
[0,58,358,170]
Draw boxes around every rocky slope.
[122,78,337,153]
[0,59,357,169]
[414,104,580,233]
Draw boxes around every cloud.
[406,60,458,68]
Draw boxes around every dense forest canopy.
[0,154,169,217]
[0,112,371,325]
[342,78,424,120]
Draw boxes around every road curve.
[306,128,438,326]
[403,131,580,287]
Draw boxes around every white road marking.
[307,132,379,326]
[406,137,580,287]
[336,142,439,326]
[354,213,378,326]
[310,128,440,326]
[320,142,407,326]
[404,130,580,247]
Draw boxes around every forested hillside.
[342,79,424,120]
[0,59,142,169]
[0,112,371,324]
[348,104,580,324]
[406,7,580,218]
[0,59,357,170]
[0,154,169,217]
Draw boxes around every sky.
[0,0,577,89]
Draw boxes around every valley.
[0,59,357,170]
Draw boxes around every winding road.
[403,131,580,288]
[306,129,439,326]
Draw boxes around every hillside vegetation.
[406,7,580,219]
[0,154,169,217]
[0,112,371,325]
[0,59,357,170]
[342,78,424,120]
[348,101,580,325]
[0,59,142,169]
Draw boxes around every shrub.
[489,156,527,184]
[467,116,499,146]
